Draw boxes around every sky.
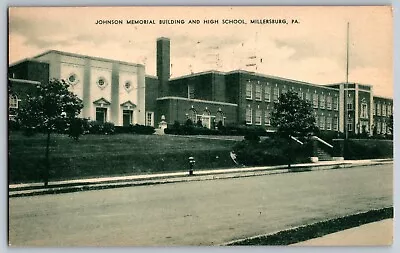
[8,6,393,97]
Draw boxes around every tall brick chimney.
[156,37,170,97]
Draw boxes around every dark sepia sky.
[8,6,393,97]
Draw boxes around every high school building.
[8,37,393,136]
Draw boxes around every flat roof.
[373,95,393,101]
[157,96,238,107]
[31,50,144,68]
[227,70,340,91]
[169,70,224,81]
[169,69,340,91]
[9,58,49,68]
[8,78,41,85]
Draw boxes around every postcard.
[8,6,393,246]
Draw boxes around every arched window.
[201,109,211,128]
[216,110,224,126]
[202,109,211,116]
[9,95,18,108]
[188,108,197,123]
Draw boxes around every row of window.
[245,82,339,110]
[373,103,392,117]
[374,120,390,134]
[314,115,339,131]
[187,108,225,128]
[245,108,271,126]
[66,73,133,91]
[245,107,339,131]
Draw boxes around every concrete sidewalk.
[9,158,392,197]
[292,219,393,246]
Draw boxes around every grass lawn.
[9,132,239,183]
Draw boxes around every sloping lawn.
[9,132,238,183]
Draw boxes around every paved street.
[9,164,392,246]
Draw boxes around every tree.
[271,91,318,168]
[17,79,83,187]
[271,91,318,138]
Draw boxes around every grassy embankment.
[9,132,238,183]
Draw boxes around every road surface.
[9,164,392,246]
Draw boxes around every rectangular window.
[306,93,311,103]
[255,109,262,125]
[146,111,154,126]
[273,87,279,102]
[9,95,18,108]
[361,103,368,119]
[326,96,332,110]
[246,82,252,100]
[388,105,392,116]
[96,108,107,124]
[326,117,332,130]
[264,85,271,102]
[123,110,133,127]
[382,104,387,116]
[333,96,339,111]
[188,84,195,99]
[333,116,338,131]
[255,84,262,101]
[347,98,353,111]
[377,121,381,133]
[297,90,302,99]
[377,103,381,116]
[319,94,325,109]
[313,93,318,109]
[246,107,252,125]
[264,111,271,126]
[319,115,325,130]
[347,118,353,132]
[373,103,376,115]
[382,121,387,134]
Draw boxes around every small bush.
[87,121,115,135]
[103,122,115,135]
[68,118,85,140]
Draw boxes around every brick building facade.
[8,37,393,136]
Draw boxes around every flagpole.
[345,22,349,140]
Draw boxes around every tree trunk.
[44,130,51,187]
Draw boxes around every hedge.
[164,121,267,136]
[114,124,155,135]
[333,139,393,159]
[232,136,310,166]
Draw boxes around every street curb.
[222,207,394,246]
[9,160,393,198]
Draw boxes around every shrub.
[244,132,260,143]
[344,139,393,159]
[103,122,115,135]
[68,118,85,140]
[88,121,103,134]
[233,136,309,166]
[87,121,115,135]
[130,124,155,135]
